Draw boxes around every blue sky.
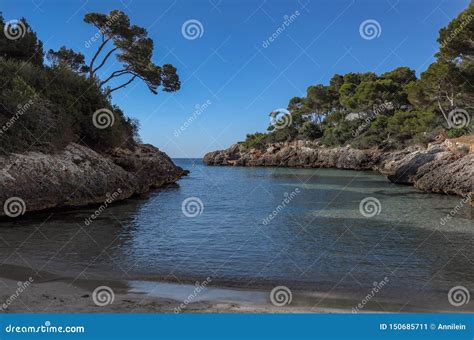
[1,0,470,157]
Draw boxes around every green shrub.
[350,134,383,149]
[321,120,358,146]
[0,15,44,66]
[297,121,322,140]
[241,132,268,150]
[0,58,139,154]
[447,127,471,138]
[387,110,436,143]
[410,132,438,146]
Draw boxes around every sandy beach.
[0,263,351,313]
[0,263,467,314]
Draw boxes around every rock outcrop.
[0,143,187,217]
[204,140,473,198]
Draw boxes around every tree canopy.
[0,10,180,154]
[47,47,89,73]
[243,3,473,150]
[83,10,181,96]
[0,13,43,66]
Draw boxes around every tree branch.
[92,47,119,76]
[105,75,137,95]
[99,69,131,87]
[437,85,449,125]
[89,36,112,78]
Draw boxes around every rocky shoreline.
[204,138,473,198]
[0,143,187,217]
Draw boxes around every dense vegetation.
[243,3,473,150]
[0,10,180,154]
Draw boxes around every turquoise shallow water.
[0,159,472,310]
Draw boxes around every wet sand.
[0,264,345,313]
[0,267,339,313]
[0,264,465,313]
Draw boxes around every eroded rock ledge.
[0,143,187,216]
[203,139,473,198]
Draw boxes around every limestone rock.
[0,143,186,217]
[203,141,472,198]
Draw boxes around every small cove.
[0,159,472,311]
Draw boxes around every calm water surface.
[1,159,472,310]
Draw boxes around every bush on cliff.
[0,58,138,153]
[387,110,437,141]
[0,15,43,66]
[0,10,179,154]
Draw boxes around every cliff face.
[203,140,473,197]
[0,143,187,217]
